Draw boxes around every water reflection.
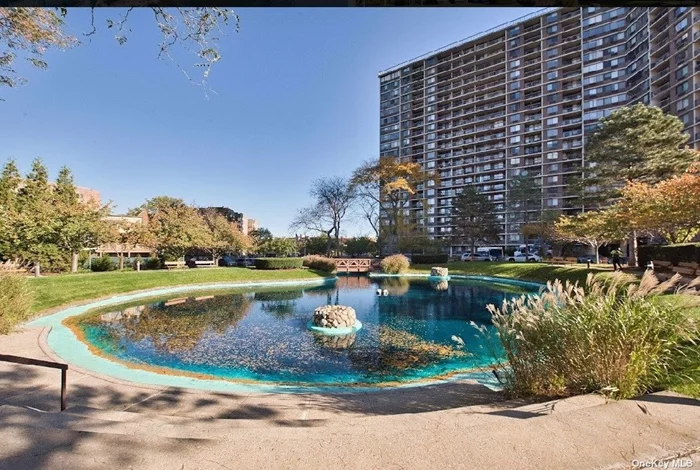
[74,277,539,385]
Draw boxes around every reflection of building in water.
[100,305,146,322]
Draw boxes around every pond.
[67,276,540,388]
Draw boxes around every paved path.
[1,326,699,469]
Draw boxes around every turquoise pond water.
[72,276,539,387]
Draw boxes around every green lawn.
[411,261,636,285]
[29,267,330,314]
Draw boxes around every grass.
[482,271,700,400]
[411,261,637,285]
[28,267,331,314]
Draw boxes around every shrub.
[379,254,410,274]
[91,255,117,272]
[302,255,337,273]
[0,264,33,334]
[481,271,700,400]
[411,254,448,265]
[639,243,700,267]
[254,258,303,270]
[143,258,161,270]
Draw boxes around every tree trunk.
[71,252,79,273]
[33,262,40,277]
[594,243,600,264]
[118,254,124,271]
[628,232,638,268]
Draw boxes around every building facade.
[378,7,700,253]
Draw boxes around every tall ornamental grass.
[380,254,410,274]
[486,271,700,399]
[0,261,34,334]
[302,255,337,273]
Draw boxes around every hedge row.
[254,257,304,270]
[410,254,449,265]
[638,243,700,266]
[302,255,337,273]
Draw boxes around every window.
[510,70,521,79]
[427,161,436,169]
[546,59,558,69]
[510,91,521,100]
[546,12,557,23]
[547,198,559,207]
[510,124,521,133]
[547,106,558,115]
[546,48,558,58]
[546,117,559,126]
[546,83,558,92]
[510,59,521,69]
[677,65,689,80]
[508,26,519,37]
[427,151,436,159]
[676,81,689,95]
[547,152,559,160]
[510,136,521,144]
[510,158,521,165]
[546,37,558,47]
[546,71,558,80]
[510,81,521,91]
[510,113,521,123]
[677,98,690,111]
[546,141,558,150]
[547,175,559,184]
[509,39,520,48]
[675,18,688,32]
[546,129,557,138]
[509,103,520,112]
[546,25,558,35]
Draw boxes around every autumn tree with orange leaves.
[351,157,438,255]
[617,163,700,245]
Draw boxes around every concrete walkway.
[1,326,699,469]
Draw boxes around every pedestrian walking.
[610,248,623,272]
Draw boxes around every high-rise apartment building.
[378,7,699,253]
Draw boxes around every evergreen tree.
[15,159,58,275]
[583,103,700,265]
[53,166,110,272]
[451,185,501,256]
[584,103,699,204]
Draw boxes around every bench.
[164,261,187,270]
[194,260,217,268]
[672,262,698,278]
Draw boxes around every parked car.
[506,251,542,263]
[460,252,491,262]
[236,257,255,267]
[218,255,237,267]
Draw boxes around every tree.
[451,185,501,256]
[0,159,21,259]
[507,174,542,239]
[258,237,298,257]
[583,103,700,265]
[555,209,626,264]
[53,166,111,272]
[1,7,239,99]
[106,218,155,270]
[135,197,209,260]
[520,210,559,256]
[616,164,700,244]
[301,236,332,256]
[14,159,59,275]
[249,227,272,253]
[291,177,355,256]
[344,237,376,257]
[350,157,437,255]
[199,208,250,263]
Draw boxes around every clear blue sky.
[1,7,538,236]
